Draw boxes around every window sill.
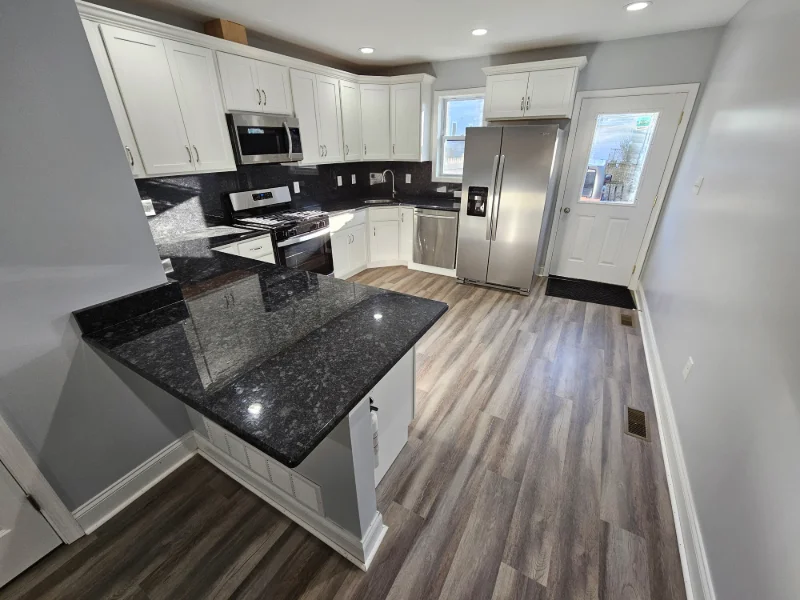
[431,175,462,184]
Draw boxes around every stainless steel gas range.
[227,186,333,275]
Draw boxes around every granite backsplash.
[138,161,461,244]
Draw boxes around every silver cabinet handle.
[417,213,457,220]
[250,246,263,251]
[393,143,396,154]
[261,89,267,105]
[323,145,327,157]
[125,145,134,167]
[193,145,200,163]
[319,145,323,157]
[401,213,404,223]
[526,96,531,110]
[345,144,349,155]
[373,227,376,237]
[364,144,367,155]
[185,145,193,163]
[520,97,524,111]
[257,88,262,106]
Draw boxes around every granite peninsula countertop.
[78,240,447,467]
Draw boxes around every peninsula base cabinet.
[185,347,417,570]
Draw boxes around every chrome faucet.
[382,169,396,199]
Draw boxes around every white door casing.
[550,92,688,286]
[0,461,61,588]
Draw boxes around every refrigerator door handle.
[491,155,506,241]
[485,154,500,241]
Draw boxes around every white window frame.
[431,88,485,183]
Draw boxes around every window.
[432,89,485,183]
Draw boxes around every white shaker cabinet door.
[524,68,578,118]
[349,223,368,272]
[370,221,399,263]
[216,52,261,113]
[255,60,293,115]
[484,72,530,119]
[315,75,344,163]
[101,25,194,175]
[360,84,391,160]
[390,82,421,160]
[399,207,414,262]
[165,40,235,173]
[82,20,145,177]
[331,229,351,278]
[290,69,322,164]
[339,80,363,162]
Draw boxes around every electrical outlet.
[682,357,694,380]
[351,174,356,185]
[405,174,411,184]
[369,173,385,185]
[141,199,156,217]
[293,181,300,194]
[337,175,343,186]
[693,177,704,195]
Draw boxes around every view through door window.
[581,112,659,204]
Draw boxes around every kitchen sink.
[362,199,395,205]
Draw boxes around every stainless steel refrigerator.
[456,125,564,295]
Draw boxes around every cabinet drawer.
[238,235,273,258]
[369,207,399,222]
[330,209,366,232]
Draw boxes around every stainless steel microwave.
[226,112,303,165]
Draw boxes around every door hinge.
[678,111,684,126]
[26,494,42,513]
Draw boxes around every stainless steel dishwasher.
[413,208,459,269]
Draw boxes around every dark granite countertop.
[80,242,447,467]
[302,196,462,214]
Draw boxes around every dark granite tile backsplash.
[137,161,461,241]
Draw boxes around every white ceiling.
[136,0,747,66]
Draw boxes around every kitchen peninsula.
[73,234,446,569]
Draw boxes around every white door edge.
[542,83,700,289]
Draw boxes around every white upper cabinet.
[339,80,362,162]
[484,72,531,119]
[483,58,587,120]
[101,25,194,175]
[391,83,422,160]
[217,52,293,115]
[82,20,144,178]
[315,75,344,162]
[165,40,235,173]
[290,69,322,164]
[360,84,391,160]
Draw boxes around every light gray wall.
[89,0,365,72]
[641,0,800,597]
[0,0,191,510]
[382,27,724,92]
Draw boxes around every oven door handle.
[276,227,330,247]
[284,121,293,157]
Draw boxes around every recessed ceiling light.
[625,1,652,11]
[471,28,488,36]
[359,47,375,54]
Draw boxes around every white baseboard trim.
[408,262,457,278]
[72,432,197,534]
[195,433,385,570]
[635,286,716,600]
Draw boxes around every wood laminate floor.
[1,268,685,600]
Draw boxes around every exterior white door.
[290,70,321,164]
[391,83,421,160]
[0,461,61,588]
[339,80,363,162]
[550,92,687,286]
[216,52,261,113]
[165,40,235,173]
[315,75,344,163]
[360,84,391,160]
[101,25,194,175]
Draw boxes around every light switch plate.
[693,177,704,195]
[405,174,411,184]
[337,176,343,186]
[141,199,156,217]
[682,357,694,380]
[369,173,384,185]
[351,174,356,184]
[293,181,300,194]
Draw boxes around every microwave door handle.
[485,154,500,241]
[284,121,293,156]
[491,155,506,241]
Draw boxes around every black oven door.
[276,229,334,275]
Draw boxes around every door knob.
[563,207,571,213]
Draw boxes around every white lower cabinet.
[332,217,368,278]
[370,221,399,263]
[399,207,414,262]
[201,417,324,515]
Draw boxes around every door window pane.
[444,98,484,136]
[581,112,659,205]
[442,140,466,176]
